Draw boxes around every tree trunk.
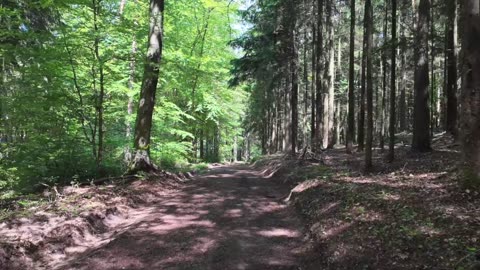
[388,0,397,161]
[399,3,407,132]
[311,23,317,146]
[322,0,334,149]
[93,0,105,175]
[358,7,367,152]
[314,0,324,152]
[120,0,138,165]
[130,0,164,173]
[459,0,480,187]
[380,3,388,151]
[365,0,373,171]
[291,29,299,155]
[327,3,335,148]
[446,0,458,137]
[303,26,309,149]
[412,0,431,152]
[346,0,356,153]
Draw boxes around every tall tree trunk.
[399,3,407,132]
[130,0,164,173]
[284,77,291,152]
[311,23,317,146]
[303,26,309,148]
[358,7,367,152]
[93,0,105,174]
[323,0,334,149]
[346,0,356,153]
[119,0,138,165]
[388,0,397,161]
[291,29,298,155]
[380,3,388,150]
[412,0,431,152]
[446,0,458,137]
[327,5,335,148]
[365,0,373,171]
[314,0,324,152]
[459,0,480,187]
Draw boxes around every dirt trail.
[61,164,305,270]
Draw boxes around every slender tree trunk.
[284,77,292,152]
[93,0,105,174]
[119,0,138,165]
[412,0,431,152]
[358,7,367,152]
[380,4,388,150]
[291,28,299,155]
[388,0,397,161]
[323,0,334,149]
[365,0,373,171]
[130,0,164,173]
[336,39,342,145]
[314,0,324,152]
[311,23,317,146]
[446,0,458,137]
[327,12,335,148]
[200,129,204,159]
[459,0,480,187]
[346,0,356,153]
[399,3,407,132]
[303,26,309,148]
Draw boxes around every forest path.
[64,164,305,270]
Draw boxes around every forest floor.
[258,132,479,269]
[1,133,479,270]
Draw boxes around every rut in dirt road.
[63,165,305,270]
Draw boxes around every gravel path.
[64,165,305,270]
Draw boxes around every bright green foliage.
[0,0,245,193]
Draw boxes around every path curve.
[64,164,305,270]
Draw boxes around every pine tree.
[412,0,431,152]
[460,0,480,187]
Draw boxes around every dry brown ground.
[259,133,479,270]
[1,166,306,270]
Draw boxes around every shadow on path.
[62,165,305,270]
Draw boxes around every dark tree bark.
[314,0,324,152]
[380,3,388,151]
[291,29,299,155]
[430,6,435,136]
[399,2,407,132]
[358,7,367,152]
[412,0,431,152]
[446,0,458,137]
[326,0,335,149]
[459,0,480,187]
[311,23,317,146]
[346,0,355,153]
[365,0,373,171]
[388,0,397,162]
[130,0,164,173]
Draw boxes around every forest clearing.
[1,0,479,269]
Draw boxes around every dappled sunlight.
[270,145,480,269]
[46,164,305,269]
[257,228,301,238]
